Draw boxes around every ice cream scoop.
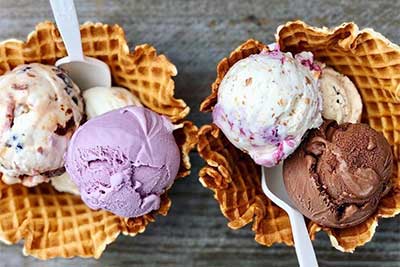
[83,86,142,119]
[319,67,362,124]
[51,172,80,195]
[0,63,83,186]
[283,120,393,228]
[52,86,143,194]
[213,48,323,167]
[65,106,180,218]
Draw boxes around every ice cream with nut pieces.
[212,47,323,167]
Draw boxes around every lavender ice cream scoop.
[65,106,180,218]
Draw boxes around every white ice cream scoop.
[319,67,362,124]
[83,86,143,119]
[261,165,318,267]
[212,48,322,168]
[49,0,111,90]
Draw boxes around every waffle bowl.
[0,21,198,259]
[198,21,400,252]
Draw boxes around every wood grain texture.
[0,0,399,266]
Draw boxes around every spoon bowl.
[261,164,318,267]
[50,0,111,90]
[55,56,111,90]
[261,164,294,209]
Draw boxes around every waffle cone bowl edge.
[0,21,198,259]
[198,21,400,252]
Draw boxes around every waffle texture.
[198,21,400,252]
[0,21,198,259]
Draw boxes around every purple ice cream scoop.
[65,106,180,218]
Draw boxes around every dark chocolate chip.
[22,66,32,72]
[336,204,346,219]
[72,96,79,105]
[41,167,66,178]
[333,85,340,95]
[64,86,73,96]
[56,70,73,89]
[17,66,32,74]
[16,143,23,151]
[54,116,75,136]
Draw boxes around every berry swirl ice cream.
[0,63,83,186]
[212,48,323,167]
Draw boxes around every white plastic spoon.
[49,0,111,90]
[261,164,318,267]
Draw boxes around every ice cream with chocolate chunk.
[283,120,393,228]
[319,67,363,124]
[0,63,83,186]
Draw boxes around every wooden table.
[0,0,399,266]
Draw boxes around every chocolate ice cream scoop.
[283,120,393,228]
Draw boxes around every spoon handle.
[289,210,319,267]
[49,0,84,61]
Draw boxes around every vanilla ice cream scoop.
[213,49,323,167]
[319,67,362,124]
[0,63,83,186]
[51,172,80,195]
[83,86,142,119]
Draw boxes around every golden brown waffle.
[198,21,400,252]
[198,124,294,246]
[0,21,198,259]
